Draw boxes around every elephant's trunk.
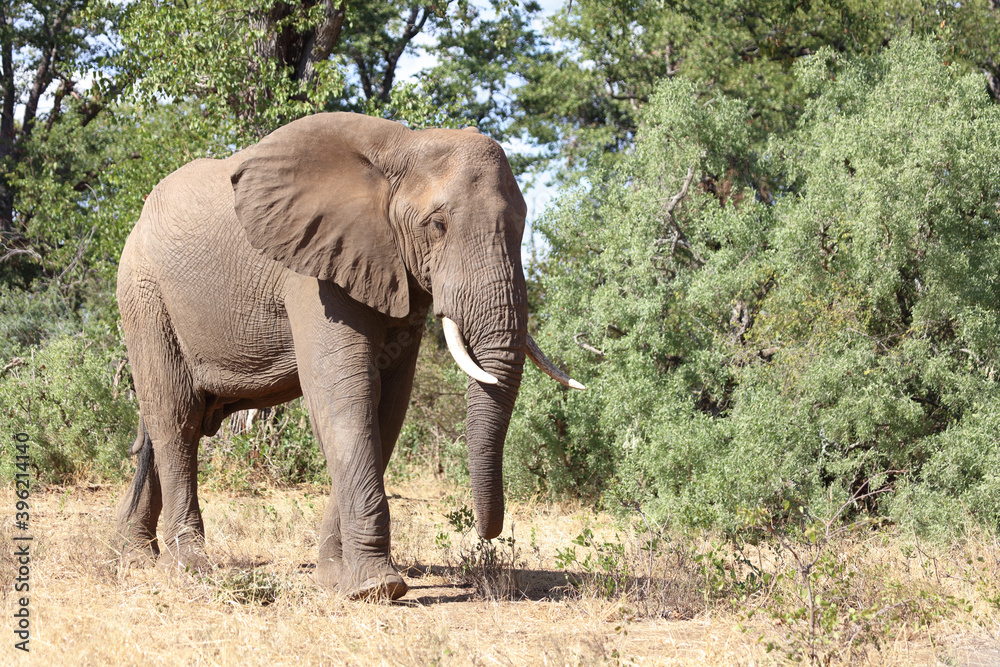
[465,342,523,539]
[454,276,526,540]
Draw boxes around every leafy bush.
[199,399,328,489]
[510,37,1000,535]
[0,285,80,360]
[0,335,136,483]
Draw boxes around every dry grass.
[1,479,999,665]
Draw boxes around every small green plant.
[738,484,972,665]
[440,504,521,600]
[434,528,452,552]
[555,526,629,600]
[445,505,476,534]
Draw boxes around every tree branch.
[0,4,16,233]
[77,81,122,128]
[574,333,605,357]
[22,7,71,139]
[55,220,97,284]
[657,162,704,267]
[1,357,26,378]
[379,5,431,101]
[0,246,43,264]
[663,162,696,219]
[45,75,74,132]
[353,52,374,100]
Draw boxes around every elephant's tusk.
[442,318,500,385]
[526,334,586,390]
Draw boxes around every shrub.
[0,335,136,483]
[510,37,1000,535]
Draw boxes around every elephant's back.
[119,154,298,395]
[122,155,272,300]
[136,157,243,245]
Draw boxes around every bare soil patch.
[1,480,996,665]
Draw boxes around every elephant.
[115,112,584,601]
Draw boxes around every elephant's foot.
[339,557,408,601]
[118,538,160,568]
[344,572,408,601]
[115,520,160,568]
[315,555,343,591]
[157,538,211,576]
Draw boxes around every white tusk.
[442,318,499,385]
[526,334,586,390]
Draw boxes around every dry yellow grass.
[1,479,998,665]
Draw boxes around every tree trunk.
[1,4,16,234]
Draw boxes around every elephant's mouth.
[441,316,585,390]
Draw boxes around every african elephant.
[115,112,583,600]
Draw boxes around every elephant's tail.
[126,418,154,517]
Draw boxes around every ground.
[1,479,998,665]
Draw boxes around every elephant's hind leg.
[117,282,207,571]
[143,411,207,572]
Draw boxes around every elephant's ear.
[231,113,410,318]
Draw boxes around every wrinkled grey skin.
[116,113,527,600]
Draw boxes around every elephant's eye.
[425,210,448,240]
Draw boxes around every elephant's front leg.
[313,324,423,597]
[312,416,396,599]
[289,288,406,600]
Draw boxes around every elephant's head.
[230,113,582,539]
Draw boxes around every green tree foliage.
[1,0,121,280]
[509,38,1000,534]
[517,0,1000,176]
[0,2,141,458]
[115,0,540,141]
[417,0,541,142]
[115,0,346,141]
[936,0,1000,101]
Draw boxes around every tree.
[508,38,1000,534]
[416,0,542,143]
[1,0,119,259]
[936,0,1000,101]
[116,0,541,142]
[116,0,347,141]
[515,0,1000,178]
